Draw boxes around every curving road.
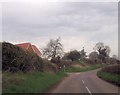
[52,69,119,94]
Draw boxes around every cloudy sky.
[2,2,118,56]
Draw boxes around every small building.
[16,43,42,57]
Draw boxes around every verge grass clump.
[2,70,66,93]
[97,64,120,86]
[66,64,104,72]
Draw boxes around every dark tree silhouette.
[67,50,80,61]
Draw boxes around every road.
[52,69,119,94]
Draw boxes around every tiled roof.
[16,43,31,50]
[32,45,42,57]
[16,43,42,57]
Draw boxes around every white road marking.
[86,86,92,95]
[82,80,84,84]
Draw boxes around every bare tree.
[94,42,104,51]
[94,42,111,63]
[89,51,99,63]
[43,37,63,61]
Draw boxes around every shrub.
[2,42,43,72]
[97,65,120,86]
[42,59,58,73]
[101,64,120,74]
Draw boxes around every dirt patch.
[71,64,83,68]
[71,63,88,68]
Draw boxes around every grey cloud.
[2,2,118,56]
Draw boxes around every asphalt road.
[52,69,119,94]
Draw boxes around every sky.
[1,2,118,56]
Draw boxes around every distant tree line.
[43,38,119,65]
[2,38,119,73]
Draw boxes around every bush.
[42,59,58,73]
[2,42,43,72]
[101,64,120,74]
[97,64,120,86]
[58,60,72,68]
[97,66,120,86]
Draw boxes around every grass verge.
[2,71,66,93]
[97,69,120,86]
[65,64,106,72]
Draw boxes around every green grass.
[65,64,105,72]
[78,60,86,66]
[2,71,66,93]
[97,70,120,86]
